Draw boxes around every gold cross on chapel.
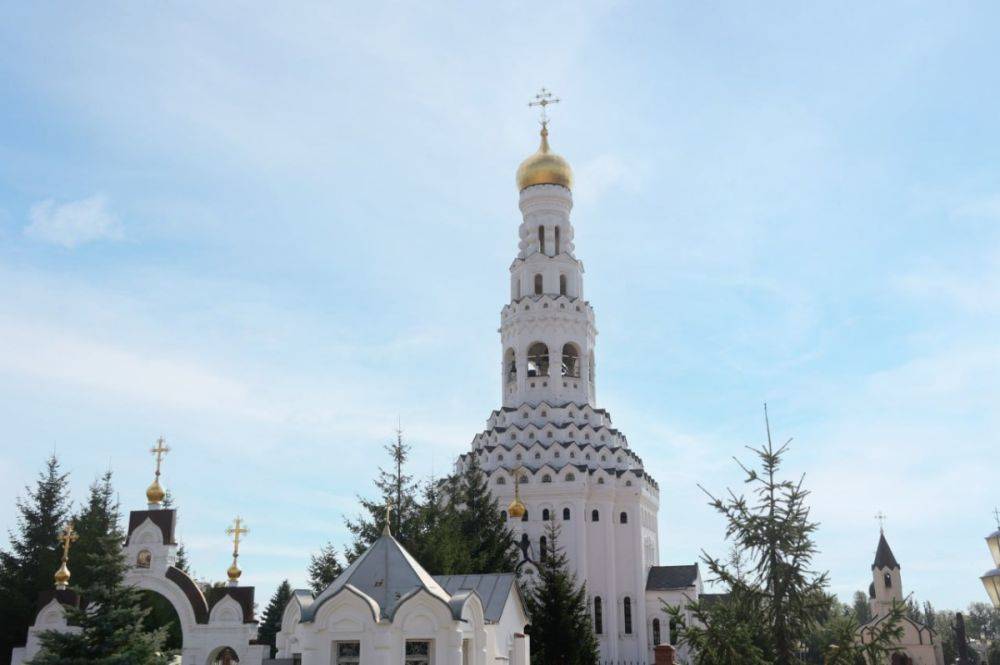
[528,87,560,124]
[875,511,887,533]
[150,437,170,480]
[226,516,248,555]
[58,521,78,561]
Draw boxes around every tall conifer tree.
[71,470,122,592]
[344,429,421,560]
[258,580,293,658]
[523,521,599,665]
[451,457,517,573]
[0,455,70,665]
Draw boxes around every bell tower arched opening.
[527,343,549,377]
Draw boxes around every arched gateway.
[12,490,268,665]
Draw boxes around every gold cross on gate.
[226,517,248,556]
[875,511,887,533]
[528,87,560,123]
[58,522,78,561]
[150,437,170,479]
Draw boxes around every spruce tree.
[523,521,599,665]
[410,476,467,575]
[29,531,170,664]
[694,409,828,665]
[344,429,421,560]
[258,580,292,657]
[307,543,344,594]
[0,455,70,665]
[451,457,517,573]
[71,470,122,592]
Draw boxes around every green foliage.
[665,588,770,665]
[140,590,183,651]
[987,640,1000,665]
[258,580,292,658]
[0,455,71,665]
[450,457,518,573]
[308,542,344,594]
[852,590,872,624]
[821,600,904,665]
[29,531,171,664]
[523,521,599,665]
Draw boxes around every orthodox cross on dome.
[54,521,78,590]
[151,436,170,473]
[528,87,560,125]
[875,511,887,533]
[225,516,248,585]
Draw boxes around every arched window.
[652,618,661,645]
[534,274,543,295]
[527,343,549,377]
[522,510,529,522]
[554,225,561,254]
[505,348,516,384]
[669,617,678,645]
[623,597,633,634]
[541,474,552,483]
[884,572,892,589]
[496,477,506,485]
[542,508,550,521]
[563,507,571,520]
[500,510,507,521]
[538,225,545,255]
[539,536,548,561]
[561,343,580,377]
[591,509,600,522]
[593,597,603,634]
[520,533,529,551]
[566,472,576,481]
[620,512,628,524]
[559,274,567,295]
[597,477,605,485]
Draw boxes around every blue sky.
[0,2,997,609]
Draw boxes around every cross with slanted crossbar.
[875,511,887,533]
[528,87,560,124]
[226,517,248,557]
[58,521,78,561]
[150,437,170,479]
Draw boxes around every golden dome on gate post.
[516,122,573,191]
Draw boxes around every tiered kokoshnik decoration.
[457,89,665,663]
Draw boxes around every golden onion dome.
[54,561,71,588]
[507,498,527,519]
[146,478,165,505]
[516,123,573,191]
[227,562,242,582]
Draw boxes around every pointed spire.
[382,498,393,537]
[872,531,900,570]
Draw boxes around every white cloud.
[25,194,122,247]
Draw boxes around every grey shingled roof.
[872,533,900,570]
[434,573,519,623]
[646,564,699,591]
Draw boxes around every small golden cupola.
[516,122,573,192]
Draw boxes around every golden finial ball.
[227,563,242,582]
[146,479,165,504]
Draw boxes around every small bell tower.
[869,516,903,617]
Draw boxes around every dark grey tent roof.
[872,533,900,570]
[434,574,519,623]
[646,564,699,591]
